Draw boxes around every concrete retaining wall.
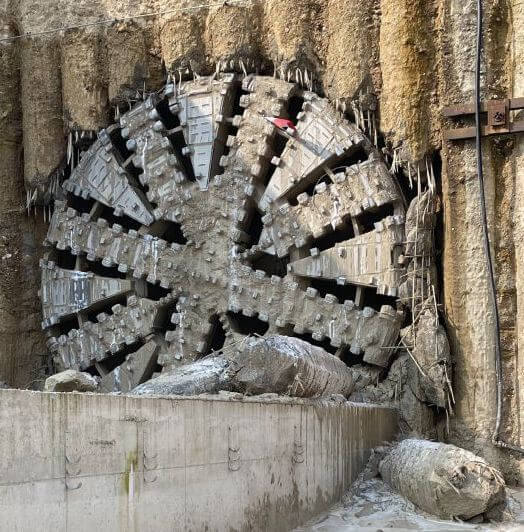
[0,390,397,531]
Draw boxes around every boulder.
[379,439,506,520]
[227,335,354,397]
[131,335,354,398]
[130,356,232,396]
[44,370,99,392]
[402,306,451,409]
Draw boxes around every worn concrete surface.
[0,389,397,532]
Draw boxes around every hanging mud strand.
[411,167,422,340]
[34,125,99,215]
[426,155,436,196]
[389,146,403,175]
[372,111,378,147]
[272,62,313,90]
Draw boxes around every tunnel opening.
[244,201,264,246]
[95,203,143,232]
[148,219,188,245]
[87,259,128,280]
[331,145,369,173]
[220,84,249,162]
[307,278,358,304]
[262,94,306,188]
[287,174,334,206]
[153,299,178,333]
[360,286,398,312]
[248,252,290,278]
[155,98,195,181]
[146,283,171,301]
[283,330,338,356]
[66,193,96,215]
[355,203,395,234]
[308,220,355,252]
[202,314,227,356]
[50,248,78,271]
[52,314,80,337]
[82,293,130,323]
[109,126,144,181]
[337,346,365,367]
[226,311,269,337]
[95,340,145,374]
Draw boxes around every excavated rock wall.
[0,14,48,388]
[0,0,523,478]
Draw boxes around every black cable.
[474,0,524,454]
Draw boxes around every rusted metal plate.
[443,97,524,140]
[442,97,524,117]
[443,120,524,140]
[487,99,508,127]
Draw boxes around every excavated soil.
[294,480,524,531]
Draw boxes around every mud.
[294,479,524,532]
[379,440,506,520]
[131,336,355,398]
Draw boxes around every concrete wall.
[0,390,397,532]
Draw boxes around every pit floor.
[294,480,524,532]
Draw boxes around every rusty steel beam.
[442,97,524,117]
[443,97,524,140]
[443,121,524,140]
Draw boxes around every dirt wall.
[0,14,48,388]
[1,0,523,478]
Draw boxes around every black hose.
[474,0,524,454]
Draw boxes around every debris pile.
[379,439,506,520]
[350,354,439,439]
[398,189,438,314]
[131,357,232,396]
[401,304,452,410]
[131,335,354,398]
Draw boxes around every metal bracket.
[64,450,82,491]
[65,479,83,490]
[228,426,241,472]
[443,97,524,140]
[143,430,158,484]
[292,425,305,464]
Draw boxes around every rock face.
[379,439,506,520]
[44,370,99,392]
[131,335,354,398]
